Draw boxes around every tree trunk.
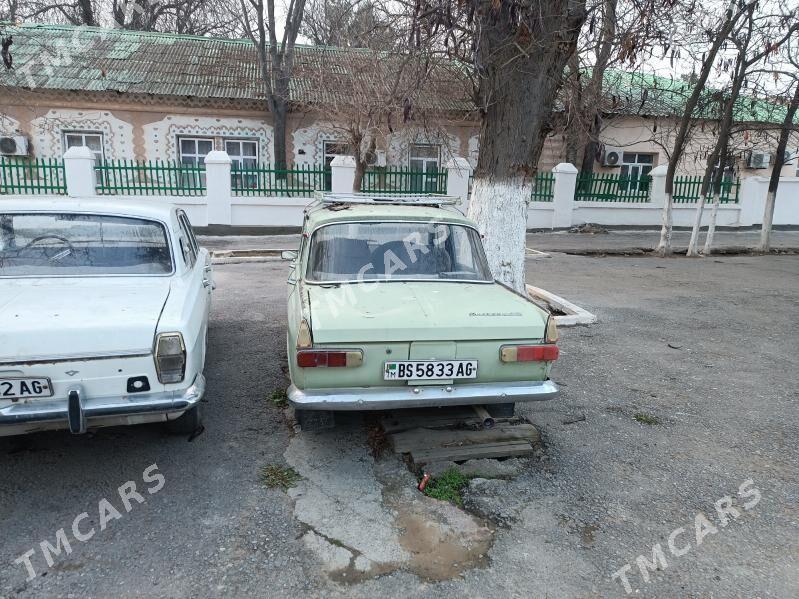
[657,0,741,256]
[686,193,707,257]
[272,99,289,171]
[759,80,799,251]
[467,0,586,293]
[703,191,721,255]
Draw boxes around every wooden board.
[381,407,487,434]
[388,423,540,464]
[413,442,535,463]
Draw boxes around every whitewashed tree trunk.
[759,190,777,252]
[467,176,531,294]
[686,194,708,257]
[657,193,673,255]
[703,191,722,255]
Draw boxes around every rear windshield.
[306,221,493,283]
[0,213,173,276]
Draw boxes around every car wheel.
[487,402,515,418]
[165,403,203,435]
[295,409,335,432]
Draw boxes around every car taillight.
[154,332,186,383]
[500,344,559,363]
[297,350,363,368]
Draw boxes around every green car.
[283,193,559,428]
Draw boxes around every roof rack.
[313,191,460,206]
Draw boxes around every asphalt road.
[1,253,798,598]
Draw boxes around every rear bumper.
[0,374,205,435]
[288,379,558,411]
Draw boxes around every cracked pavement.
[1,252,798,598]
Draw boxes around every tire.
[295,409,335,432]
[165,403,203,435]
[486,402,515,418]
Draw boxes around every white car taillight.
[154,332,186,383]
[297,318,313,349]
[545,316,559,344]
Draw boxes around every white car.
[0,200,212,436]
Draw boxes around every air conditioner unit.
[783,148,798,165]
[0,135,29,156]
[363,150,387,167]
[601,146,623,167]
[747,150,770,169]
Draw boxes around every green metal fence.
[574,172,652,202]
[362,166,447,194]
[672,175,740,204]
[232,164,328,196]
[95,159,206,196]
[0,157,67,195]
[531,172,555,201]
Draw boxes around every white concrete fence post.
[204,150,232,225]
[551,162,578,229]
[445,156,472,208]
[331,155,357,193]
[63,146,96,198]
[738,175,768,227]
[648,164,667,210]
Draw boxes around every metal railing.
[574,172,652,202]
[95,159,206,196]
[0,157,67,195]
[362,166,447,195]
[231,164,328,196]
[673,175,740,204]
[531,172,555,201]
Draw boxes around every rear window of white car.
[0,213,173,276]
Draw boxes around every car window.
[0,213,173,276]
[176,212,197,269]
[178,211,200,256]
[305,222,493,283]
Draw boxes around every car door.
[176,210,211,367]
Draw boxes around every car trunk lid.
[0,278,171,361]
[306,281,547,344]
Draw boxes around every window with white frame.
[178,137,214,166]
[225,139,259,170]
[409,144,441,172]
[63,131,105,161]
[619,152,655,191]
[409,144,442,193]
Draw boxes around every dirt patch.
[394,501,493,581]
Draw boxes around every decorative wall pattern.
[468,135,480,168]
[0,113,21,135]
[292,121,348,166]
[142,115,274,163]
[29,109,133,159]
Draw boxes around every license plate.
[383,360,478,381]
[0,377,54,400]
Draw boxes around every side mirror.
[281,250,298,261]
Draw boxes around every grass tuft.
[269,388,289,408]
[422,468,472,507]
[634,412,660,425]
[261,464,301,491]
